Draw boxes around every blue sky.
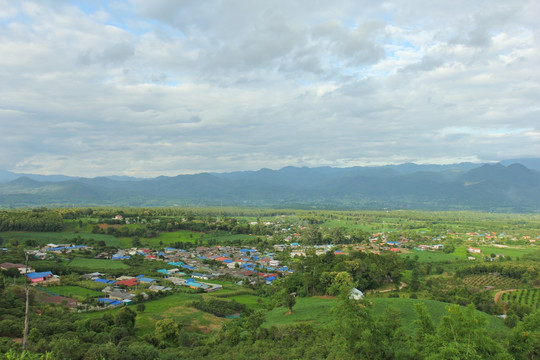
[0,0,539,177]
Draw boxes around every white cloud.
[0,0,538,177]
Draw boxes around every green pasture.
[0,231,119,247]
[68,257,129,270]
[263,296,335,328]
[42,285,102,300]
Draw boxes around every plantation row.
[462,274,522,289]
[501,288,540,310]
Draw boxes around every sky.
[0,0,539,178]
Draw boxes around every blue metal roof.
[26,271,52,279]
[94,278,116,284]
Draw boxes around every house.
[192,273,212,280]
[349,288,364,300]
[136,275,157,283]
[148,285,172,292]
[97,298,124,307]
[0,262,34,274]
[26,271,59,285]
[467,247,481,254]
[108,288,135,302]
[115,278,138,287]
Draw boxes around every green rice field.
[68,257,130,270]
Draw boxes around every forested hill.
[0,162,539,211]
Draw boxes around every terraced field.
[501,288,540,310]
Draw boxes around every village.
[2,222,534,313]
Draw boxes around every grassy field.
[41,285,103,300]
[401,249,465,263]
[477,245,533,259]
[263,296,335,328]
[263,296,508,336]
[68,257,130,270]
[78,292,224,335]
[320,219,373,232]
[0,231,120,247]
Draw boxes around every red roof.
[116,278,138,287]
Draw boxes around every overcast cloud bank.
[1,0,539,177]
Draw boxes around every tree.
[114,307,137,331]
[284,292,296,313]
[155,318,180,344]
[508,310,540,360]
[136,303,146,312]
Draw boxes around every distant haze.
[1,1,539,177]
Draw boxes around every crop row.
[501,289,540,310]
[462,274,521,288]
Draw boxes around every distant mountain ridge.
[0,160,539,211]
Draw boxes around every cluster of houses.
[105,245,293,285]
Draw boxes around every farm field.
[39,285,103,300]
[0,231,119,247]
[319,219,373,232]
[68,257,130,270]
[501,288,540,310]
[462,274,522,289]
[401,249,465,263]
[78,291,224,335]
[477,245,534,259]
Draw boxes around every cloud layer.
[1,0,539,177]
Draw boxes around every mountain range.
[0,159,539,211]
